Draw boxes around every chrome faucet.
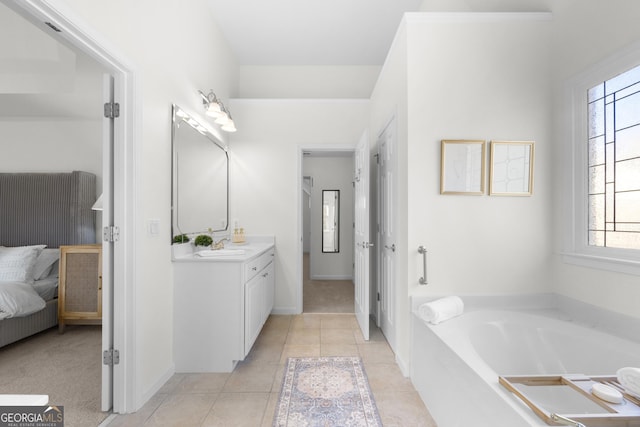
[212,237,229,250]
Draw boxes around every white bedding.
[0,281,46,320]
[31,276,58,301]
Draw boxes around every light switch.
[148,219,160,236]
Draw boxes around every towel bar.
[418,246,427,285]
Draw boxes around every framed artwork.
[489,141,534,196]
[440,140,486,195]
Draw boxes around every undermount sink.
[195,249,246,257]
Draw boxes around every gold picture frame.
[440,140,486,195]
[489,141,534,196]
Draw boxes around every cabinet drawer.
[245,248,275,280]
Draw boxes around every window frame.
[563,44,640,276]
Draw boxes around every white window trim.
[563,41,640,276]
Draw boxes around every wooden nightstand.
[58,244,102,333]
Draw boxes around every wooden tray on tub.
[499,374,640,426]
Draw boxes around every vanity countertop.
[172,236,275,263]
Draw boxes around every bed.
[0,171,97,347]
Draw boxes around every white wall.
[228,99,369,313]
[238,66,381,99]
[51,0,239,409]
[369,22,409,357]
[0,120,102,187]
[407,13,552,296]
[370,13,553,370]
[303,155,355,280]
[550,1,640,319]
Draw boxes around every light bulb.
[222,120,237,132]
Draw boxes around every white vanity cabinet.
[245,260,275,352]
[173,243,275,373]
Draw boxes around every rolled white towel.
[617,367,640,398]
[418,296,464,325]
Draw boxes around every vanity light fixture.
[214,104,230,125]
[199,89,237,133]
[221,116,237,133]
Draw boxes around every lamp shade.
[91,194,103,211]
[205,101,224,118]
[214,111,230,125]
[221,120,237,132]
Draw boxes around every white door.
[354,131,371,340]
[377,118,396,349]
[101,74,115,411]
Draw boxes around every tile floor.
[106,313,436,426]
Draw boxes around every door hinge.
[104,102,120,119]
[103,349,120,366]
[377,292,380,301]
[103,225,120,242]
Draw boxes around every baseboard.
[395,353,410,377]
[310,275,353,281]
[271,307,299,315]
[138,363,175,412]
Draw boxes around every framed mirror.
[489,141,534,196]
[322,190,339,253]
[440,140,486,195]
[171,104,229,239]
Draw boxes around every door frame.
[5,0,139,413]
[296,144,356,314]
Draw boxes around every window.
[587,65,640,250]
[565,49,640,275]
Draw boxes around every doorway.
[2,0,137,415]
[0,1,109,419]
[376,116,397,350]
[301,150,355,313]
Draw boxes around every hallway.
[302,253,354,313]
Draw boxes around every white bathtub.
[410,296,640,427]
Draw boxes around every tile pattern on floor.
[107,314,436,427]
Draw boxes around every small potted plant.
[172,234,190,244]
[194,234,213,250]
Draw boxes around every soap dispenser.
[232,227,246,243]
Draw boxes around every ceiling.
[4,0,554,118]
[207,0,424,66]
[0,1,106,119]
[1,1,423,118]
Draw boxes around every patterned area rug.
[274,356,382,427]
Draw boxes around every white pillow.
[0,245,46,282]
[33,248,60,280]
[0,281,46,319]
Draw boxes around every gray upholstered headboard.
[0,171,97,248]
